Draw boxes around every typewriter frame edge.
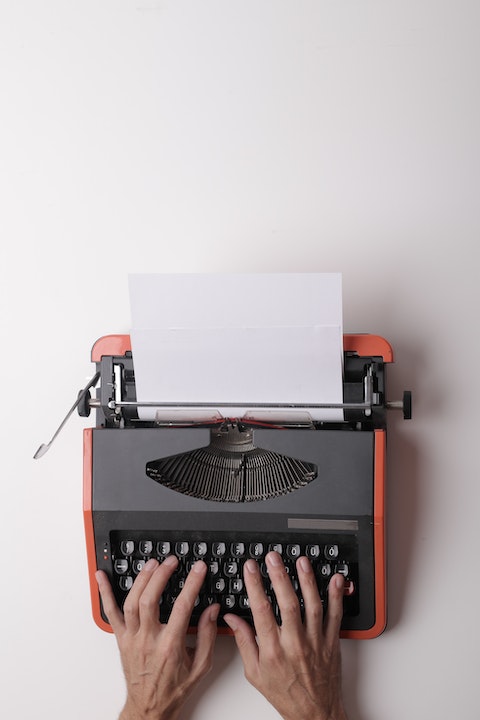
[83,427,112,633]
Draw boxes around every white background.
[1,2,478,718]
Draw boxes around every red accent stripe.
[341,429,386,639]
[83,428,113,633]
[91,333,394,362]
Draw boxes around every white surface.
[1,2,479,719]
[129,273,343,421]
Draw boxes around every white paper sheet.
[128,273,344,422]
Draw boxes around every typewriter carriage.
[87,333,409,432]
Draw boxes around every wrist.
[282,706,348,720]
[324,698,348,720]
[119,702,181,720]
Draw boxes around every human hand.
[224,552,348,720]
[95,556,220,720]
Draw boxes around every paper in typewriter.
[128,273,344,423]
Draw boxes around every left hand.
[96,556,220,720]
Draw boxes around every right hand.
[224,551,348,720]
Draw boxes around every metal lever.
[33,372,100,459]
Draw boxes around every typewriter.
[52,332,409,640]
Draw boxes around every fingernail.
[163,555,178,567]
[244,559,258,574]
[193,560,206,574]
[223,614,238,631]
[299,556,312,573]
[335,575,344,591]
[266,551,281,567]
[145,558,158,571]
[209,604,220,622]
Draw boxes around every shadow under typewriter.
[146,425,318,502]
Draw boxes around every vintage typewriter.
[35,332,410,638]
[41,331,407,640]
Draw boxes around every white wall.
[1,2,479,718]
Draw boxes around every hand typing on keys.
[95,556,220,720]
[224,551,349,720]
[96,551,349,720]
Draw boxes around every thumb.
[223,614,260,675]
[190,604,220,681]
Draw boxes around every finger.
[95,570,125,635]
[296,556,323,646]
[124,556,178,633]
[324,574,345,647]
[189,603,220,681]
[136,555,181,628]
[243,558,278,644]
[265,552,303,636]
[223,613,260,679]
[164,560,208,639]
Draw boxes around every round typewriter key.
[324,544,339,559]
[229,578,244,593]
[132,559,146,574]
[193,541,208,558]
[269,543,283,555]
[212,542,226,557]
[335,562,349,577]
[175,541,190,557]
[209,560,220,576]
[119,575,133,591]
[319,563,332,577]
[157,541,171,557]
[239,595,250,610]
[286,544,301,559]
[249,542,264,558]
[114,559,129,575]
[212,577,226,593]
[231,542,246,557]
[224,560,238,577]
[306,544,320,558]
[120,540,134,556]
[139,541,153,556]
[222,595,236,610]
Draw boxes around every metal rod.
[33,372,100,459]
[102,399,373,411]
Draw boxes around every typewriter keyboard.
[109,531,359,625]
